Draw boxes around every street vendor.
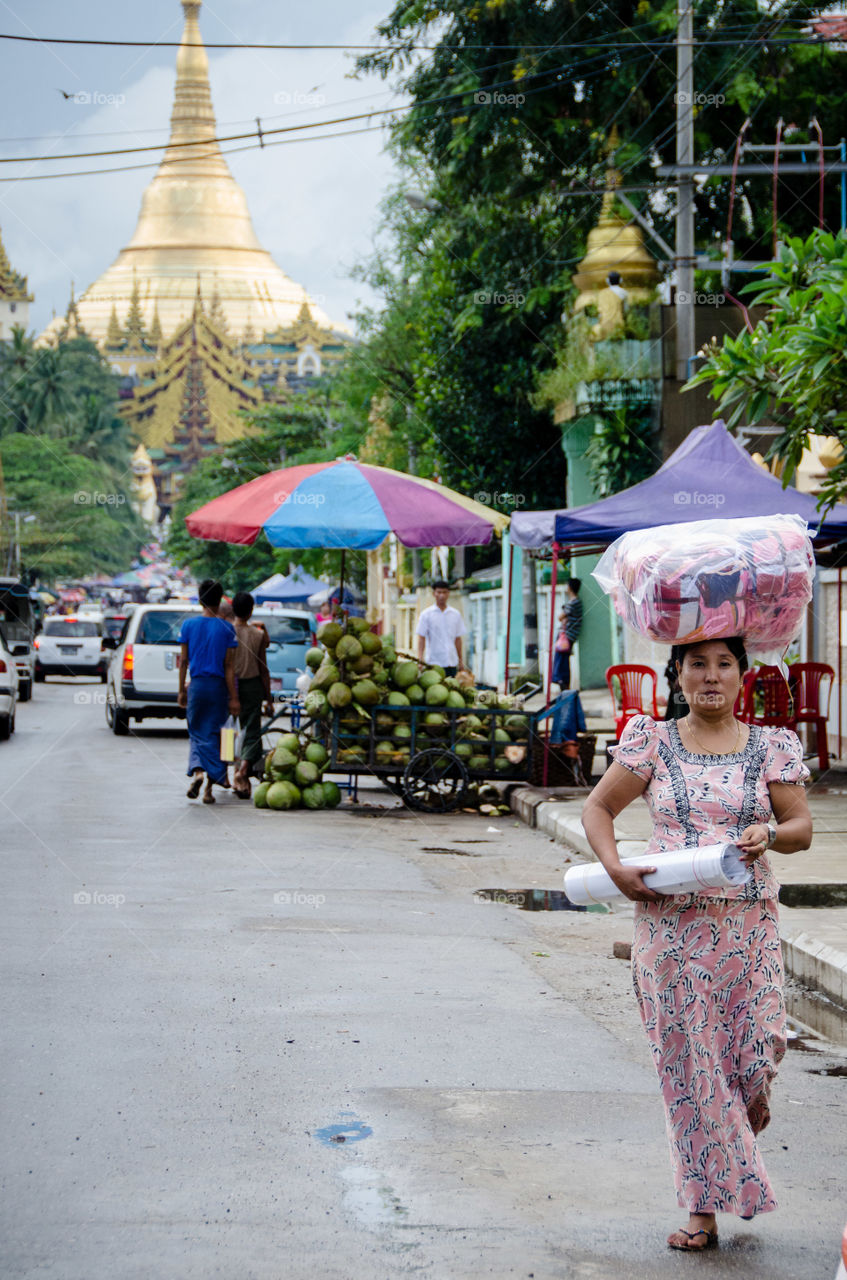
[416,581,467,677]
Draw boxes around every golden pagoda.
[41,0,340,346]
[572,132,660,311]
[0,223,33,338]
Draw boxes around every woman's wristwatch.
[765,822,777,848]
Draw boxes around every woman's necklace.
[684,714,742,756]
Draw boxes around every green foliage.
[584,407,659,499]
[0,434,144,578]
[687,229,847,507]
[352,0,845,514]
[0,328,143,578]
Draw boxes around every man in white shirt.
[416,582,467,677]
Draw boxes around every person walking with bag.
[552,578,582,689]
[231,591,272,799]
[177,579,239,804]
[581,637,812,1252]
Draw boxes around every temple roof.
[41,0,343,346]
[0,225,33,303]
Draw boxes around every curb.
[510,785,847,1012]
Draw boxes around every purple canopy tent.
[510,421,847,754]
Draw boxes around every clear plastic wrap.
[592,514,814,648]
[563,842,750,906]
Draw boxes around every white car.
[0,622,19,739]
[35,615,108,682]
[105,603,200,734]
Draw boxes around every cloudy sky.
[0,0,407,336]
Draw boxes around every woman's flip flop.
[668,1228,718,1252]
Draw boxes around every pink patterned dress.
[612,716,809,1219]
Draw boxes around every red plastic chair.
[788,662,834,770]
[606,665,659,740]
[737,666,795,729]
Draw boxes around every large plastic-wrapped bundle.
[592,515,814,647]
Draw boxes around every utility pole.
[675,0,696,382]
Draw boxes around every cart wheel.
[402,749,468,813]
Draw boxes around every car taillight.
[33,636,40,649]
[0,659,6,673]
[122,644,134,680]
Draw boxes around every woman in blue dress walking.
[177,579,240,803]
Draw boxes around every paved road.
[1,680,846,1280]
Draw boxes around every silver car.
[35,615,108,682]
[0,622,19,740]
[104,603,200,734]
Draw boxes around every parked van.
[0,578,38,700]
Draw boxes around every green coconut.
[358,631,382,656]
[445,690,466,710]
[302,783,326,809]
[351,679,380,706]
[278,733,300,754]
[272,746,298,771]
[348,653,374,676]
[310,659,340,692]
[382,646,397,665]
[392,660,418,689]
[469,754,490,772]
[393,723,412,742]
[271,765,294,782]
[454,742,473,761]
[418,669,442,690]
[348,616,372,635]
[375,740,394,760]
[322,781,342,808]
[303,690,329,719]
[305,647,324,670]
[372,667,389,686]
[494,727,511,743]
[494,756,513,772]
[295,760,320,787]
[406,683,425,704]
[266,781,295,810]
[317,620,344,648]
[304,741,328,767]
[477,689,498,707]
[336,633,363,662]
[253,781,272,808]
[328,681,352,709]
[424,682,449,706]
[423,711,448,735]
[387,690,410,707]
[506,714,530,735]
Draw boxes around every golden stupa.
[571,135,660,311]
[41,0,338,346]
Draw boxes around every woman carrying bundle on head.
[581,637,812,1252]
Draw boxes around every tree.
[0,434,145,579]
[353,0,847,510]
[687,229,847,508]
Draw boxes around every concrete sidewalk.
[509,779,847,1014]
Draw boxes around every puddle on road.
[779,883,847,908]
[422,846,481,857]
[339,1165,408,1226]
[474,888,608,913]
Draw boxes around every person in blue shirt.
[177,579,239,803]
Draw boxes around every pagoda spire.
[124,272,148,346]
[0,225,32,302]
[149,305,163,346]
[105,304,123,346]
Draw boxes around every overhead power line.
[0,30,841,51]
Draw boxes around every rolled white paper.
[563,842,751,906]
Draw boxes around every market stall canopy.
[511,421,847,549]
[185,458,510,550]
[252,567,327,604]
[307,584,364,609]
